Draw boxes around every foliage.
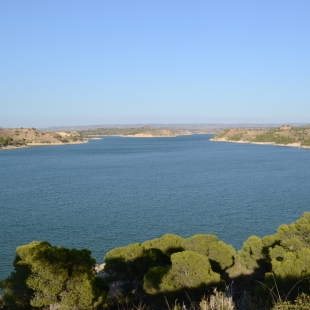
[253,133,296,145]
[212,125,310,146]
[0,260,33,309]
[238,235,278,271]
[0,241,100,309]
[104,243,158,298]
[142,234,185,259]
[200,286,235,310]
[184,234,236,272]
[212,128,230,139]
[0,136,26,147]
[104,243,158,280]
[4,214,310,308]
[229,134,242,141]
[144,251,221,294]
[271,293,310,309]
[300,138,310,146]
[263,212,310,295]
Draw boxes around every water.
[1,134,310,282]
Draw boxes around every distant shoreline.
[88,133,193,138]
[27,141,88,146]
[211,138,310,149]
[0,140,88,151]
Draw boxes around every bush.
[0,241,101,309]
[184,234,236,272]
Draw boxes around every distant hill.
[0,128,86,149]
[78,126,192,137]
[41,123,309,132]
[211,125,310,148]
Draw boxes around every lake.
[1,134,310,282]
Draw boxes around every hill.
[0,128,86,150]
[211,125,310,148]
[78,126,192,137]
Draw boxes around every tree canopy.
[184,234,236,272]
[143,251,221,294]
[3,213,310,309]
[1,241,98,310]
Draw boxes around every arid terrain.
[211,125,310,148]
[0,128,86,150]
[78,126,193,137]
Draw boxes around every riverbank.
[27,140,88,146]
[0,140,88,150]
[78,126,193,138]
[211,125,310,149]
[211,138,310,149]
[87,132,193,138]
[0,128,88,150]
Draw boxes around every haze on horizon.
[1,1,309,128]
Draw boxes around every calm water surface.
[1,135,310,281]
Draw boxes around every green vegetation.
[212,125,310,147]
[184,234,236,272]
[229,134,242,141]
[0,128,85,149]
[0,242,109,309]
[78,126,189,137]
[253,132,296,144]
[0,136,26,147]
[144,251,221,294]
[3,214,310,309]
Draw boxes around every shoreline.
[88,133,193,138]
[0,140,88,151]
[210,138,310,149]
[27,140,88,146]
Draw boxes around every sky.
[1,1,309,128]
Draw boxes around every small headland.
[0,127,87,150]
[211,125,310,148]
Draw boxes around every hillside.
[78,126,192,137]
[0,128,86,150]
[211,125,310,148]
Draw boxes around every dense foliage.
[0,242,108,310]
[2,213,310,309]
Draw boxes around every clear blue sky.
[1,1,309,127]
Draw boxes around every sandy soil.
[211,138,310,149]
[27,141,88,146]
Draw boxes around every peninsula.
[0,128,87,150]
[78,126,192,138]
[211,125,310,148]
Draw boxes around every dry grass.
[0,127,85,147]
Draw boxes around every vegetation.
[0,241,109,310]
[0,128,85,149]
[0,136,26,147]
[253,132,296,144]
[211,125,310,147]
[3,214,310,309]
[78,126,191,137]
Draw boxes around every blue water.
[1,134,310,282]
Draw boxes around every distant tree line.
[78,126,184,137]
[2,213,310,309]
[0,136,26,147]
